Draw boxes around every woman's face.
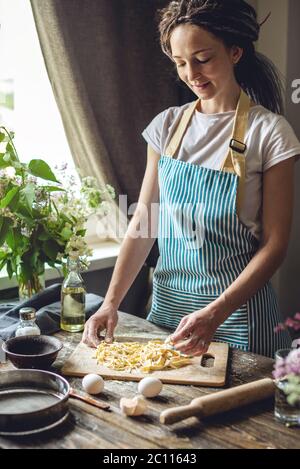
[170,24,242,100]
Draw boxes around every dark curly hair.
[157,0,284,114]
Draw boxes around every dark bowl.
[2,335,63,370]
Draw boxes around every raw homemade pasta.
[95,339,192,373]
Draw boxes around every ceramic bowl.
[2,335,63,369]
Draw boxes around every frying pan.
[0,369,70,436]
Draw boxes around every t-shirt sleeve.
[141,109,168,155]
[263,116,300,172]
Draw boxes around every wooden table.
[0,312,299,449]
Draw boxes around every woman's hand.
[82,303,118,348]
[170,305,222,356]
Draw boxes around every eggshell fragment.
[120,395,148,416]
[138,377,163,398]
[82,373,104,395]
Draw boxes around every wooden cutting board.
[62,337,229,387]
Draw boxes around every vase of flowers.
[273,312,300,427]
[273,347,300,426]
[0,127,115,300]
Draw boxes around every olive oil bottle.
[61,258,86,332]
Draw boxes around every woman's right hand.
[82,303,118,348]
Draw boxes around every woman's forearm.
[212,243,286,325]
[102,214,157,310]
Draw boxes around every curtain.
[30,0,193,244]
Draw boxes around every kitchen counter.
[0,311,299,449]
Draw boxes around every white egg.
[138,377,163,398]
[82,374,104,395]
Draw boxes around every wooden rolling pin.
[160,378,275,425]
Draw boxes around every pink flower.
[273,349,300,380]
[286,318,295,328]
[285,349,300,375]
[274,313,300,333]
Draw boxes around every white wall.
[254,0,300,317]
[256,0,289,80]
[279,0,300,317]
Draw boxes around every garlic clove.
[120,395,148,416]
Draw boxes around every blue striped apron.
[147,90,291,358]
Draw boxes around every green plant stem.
[0,126,20,162]
[19,272,44,298]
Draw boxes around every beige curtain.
[30,0,190,243]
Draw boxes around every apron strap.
[165,99,199,158]
[165,89,250,216]
[220,89,250,215]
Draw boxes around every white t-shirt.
[142,102,300,240]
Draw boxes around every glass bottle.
[61,258,86,332]
[15,307,41,337]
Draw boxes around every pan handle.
[69,388,110,411]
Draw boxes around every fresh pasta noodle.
[94,339,192,373]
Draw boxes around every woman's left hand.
[170,305,222,356]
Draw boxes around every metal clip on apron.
[148,90,291,358]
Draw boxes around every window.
[0,0,109,244]
[0,0,74,169]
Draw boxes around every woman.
[83,0,300,358]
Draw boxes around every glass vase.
[274,349,300,426]
[18,273,45,301]
[274,378,300,426]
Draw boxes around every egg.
[138,377,163,398]
[82,373,105,395]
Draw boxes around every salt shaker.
[15,307,41,337]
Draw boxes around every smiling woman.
[82,0,300,359]
[170,23,243,114]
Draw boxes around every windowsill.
[0,240,121,292]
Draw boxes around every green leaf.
[60,226,73,240]
[6,143,18,162]
[36,258,45,276]
[0,153,11,169]
[0,249,7,260]
[6,228,24,252]
[6,228,16,250]
[0,217,13,247]
[43,239,61,261]
[0,259,7,272]
[6,259,13,279]
[43,185,65,193]
[15,204,34,221]
[0,132,5,143]
[76,229,86,237]
[10,257,17,273]
[0,186,19,209]
[60,212,74,225]
[28,159,60,183]
[20,261,32,283]
[19,184,36,215]
[37,229,50,241]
